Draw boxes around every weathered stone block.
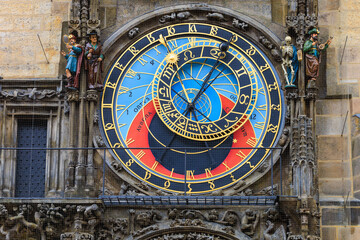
[318,161,351,179]
[353,175,360,193]
[317,136,349,160]
[316,116,348,136]
[322,227,337,239]
[322,207,347,225]
[352,98,360,115]
[316,99,349,116]
[319,179,351,196]
[0,16,13,31]
[340,64,360,82]
[319,11,340,26]
[14,16,42,30]
[353,135,360,159]
[327,83,359,98]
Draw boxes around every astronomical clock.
[100,20,285,195]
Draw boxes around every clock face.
[101,23,284,194]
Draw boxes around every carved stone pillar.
[65,90,79,194]
[85,90,98,196]
[306,80,318,133]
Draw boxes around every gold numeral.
[144,171,151,180]
[260,63,270,72]
[187,170,195,180]
[126,69,137,78]
[236,150,246,160]
[187,183,192,193]
[257,104,267,111]
[247,161,255,169]
[146,33,156,43]
[267,124,278,133]
[103,104,112,108]
[271,104,280,111]
[189,24,197,33]
[114,62,124,70]
[167,26,176,36]
[126,138,135,145]
[129,46,139,55]
[245,46,256,56]
[117,105,125,111]
[138,57,148,66]
[118,86,129,94]
[210,26,218,36]
[246,137,258,147]
[118,123,126,128]
[104,123,115,131]
[105,82,116,89]
[205,168,213,178]
[235,66,247,78]
[268,83,278,91]
[208,180,215,190]
[164,180,171,189]
[153,46,161,55]
[254,122,265,129]
[152,161,159,170]
[187,37,197,47]
[257,87,265,96]
[126,158,135,167]
[136,150,146,159]
[168,40,178,49]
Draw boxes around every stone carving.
[0,88,58,100]
[0,204,38,240]
[86,89,98,101]
[135,210,162,228]
[259,35,282,62]
[286,13,318,48]
[232,18,249,31]
[128,27,140,39]
[257,184,278,196]
[241,209,259,237]
[264,221,286,240]
[66,90,79,102]
[279,128,290,146]
[159,11,191,23]
[95,135,105,147]
[206,12,226,21]
[87,20,100,36]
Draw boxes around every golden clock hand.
[190,41,230,107]
[159,34,171,52]
[191,108,216,167]
[175,63,191,104]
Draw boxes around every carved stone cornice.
[0,88,60,101]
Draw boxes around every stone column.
[85,90,98,196]
[65,90,79,194]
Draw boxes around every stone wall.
[0,0,71,79]
[317,0,360,239]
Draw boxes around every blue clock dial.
[100,23,284,194]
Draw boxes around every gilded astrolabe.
[100,23,285,194]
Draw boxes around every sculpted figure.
[61,34,83,90]
[303,28,332,81]
[281,36,298,86]
[85,31,104,90]
[241,209,259,237]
